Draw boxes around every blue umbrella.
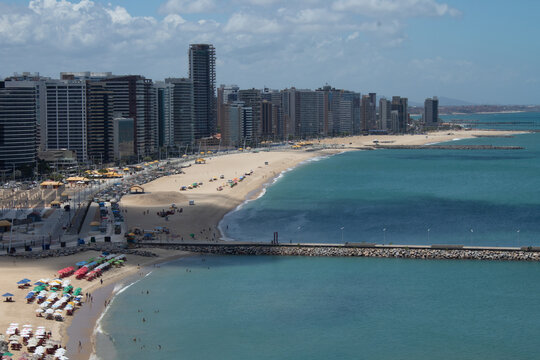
[34,281,44,286]
[17,279,30,284]
[2,293,14,297]
[25,292,35,299]
[76,261,87,267]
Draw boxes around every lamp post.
[382,228,386,243]
[470,228,473,246]
[427,228,431,243]
[517,229,520,246]
[340,227,344,243]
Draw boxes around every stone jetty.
[5,242,540,262]
[139,243,540,262]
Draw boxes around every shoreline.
[216,151,342,241]
[0,129,529,360]
[65,249,193,360]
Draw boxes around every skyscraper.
[165,78,195,146]
[101,75,158,157]
[361,93,377,132]
[45,80,88,162]
[424,96,439,127]
[379,98,391,131]
[238,89,262,140]
[0,82,37,172]
[189,44,216,139]
[391,96,408,133]
[86,83,114,164]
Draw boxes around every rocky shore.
[147,243,540,262]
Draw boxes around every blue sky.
[1,0,539,104]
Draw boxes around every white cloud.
[159,0,216,14]
[332,0,461,17]
[0,0,483,102]
[223,12,282,34]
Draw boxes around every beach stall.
[0,220,11,233]
[40,181,63,189]
[89,221,101,232]
[129,185,144,194]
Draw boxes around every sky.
[0,0,539,104]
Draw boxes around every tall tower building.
[101,75,158,157]
[165,78,195,146]
[424,96,439,127]
[379,98,391,131]
[86,83,114,164]
[361,93,377,132]
[391,96,408,133]
[155,82,174,148]
[45,80,88,162]
[189,44,216,139]
[0,82,37,172]
[238,89,262,139]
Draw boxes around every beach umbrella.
[2,293,14,297]
[34,281,44,286]
[3,352,13,357]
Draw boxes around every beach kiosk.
[129,185,144,194]
[90,221,101,232]
[0,220,11,233]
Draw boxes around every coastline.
[0,128,528,360]
[65,249,192,360]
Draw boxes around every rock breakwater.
[7,244,158,259]
[145,243,540,262]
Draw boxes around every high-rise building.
[165,78,195,147]
[281,88,296,139]
[0,82,37,172]
[238,89,262,139]
[361,93,377,132]
[379,98,391,131]
[424,96,439,127]
[44,80,88,162]
[295,90,325,138]
[101,75,158,157]
[189,44,216,139]
[4,74,48,152]
[217,84,239,133]
[261,88,283,139]
[391,96,408,133]
[154,82,174,148]
[86,83,114,164]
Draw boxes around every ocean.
[221,113,540,247]
[96,112,540,359]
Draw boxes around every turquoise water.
[99,255,540,360]
[98,113,540,359]
[222,113,540,247]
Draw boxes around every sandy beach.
[0,128,526,360]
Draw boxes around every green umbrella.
[4,352,14,356]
